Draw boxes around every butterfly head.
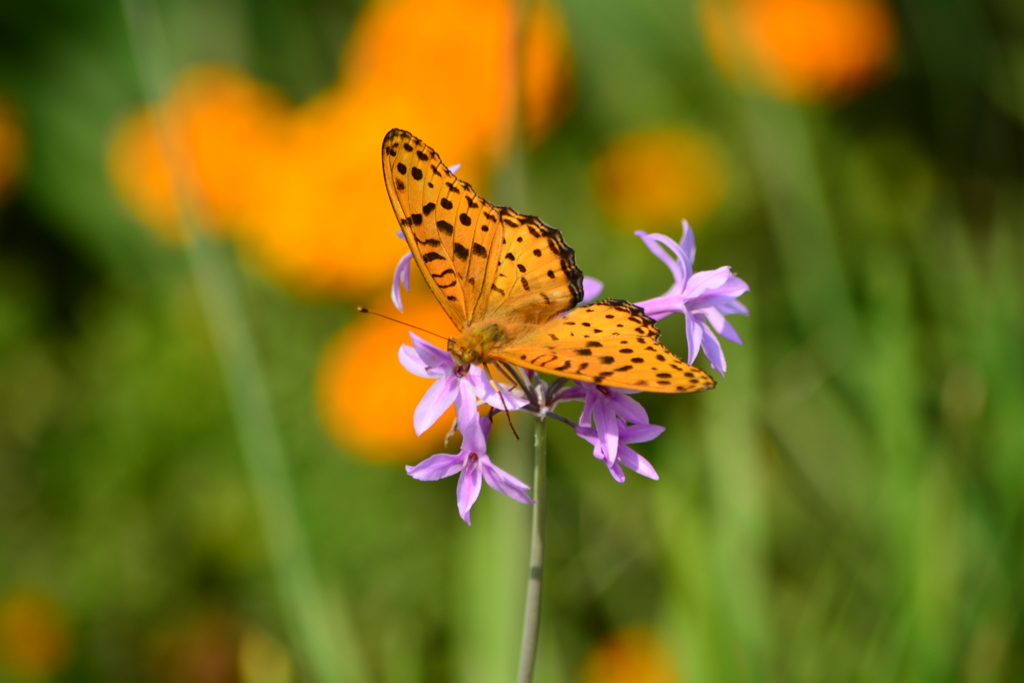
[449,322,508,366]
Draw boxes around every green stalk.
[515,415,548,683]
[118,2,361,681]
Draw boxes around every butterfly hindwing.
[382,129,583,330]
[492,299,715,393]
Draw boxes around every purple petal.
[606,460,627,483]
[682,266,735,300]
[633,295,676,321]
[699,320,727,375]
[717,297,750,316]
[572,425,603,455]
[605,390,649,425]
[679,220,697,265]
[391,252,413,313]
[480,382,528,413]
[467,366,527,412]
[620,421,666,444]
[406,452,467,481]
[456,459,483,524]
[578,388,597,426]
[399,334,453,378]
[455,382,496,445]
[616,445,660,480]
[686,278,750,310]
[460,411,491,454]
[684,310,703,366]
[479,457,535,504]
[409,333,453,369]
[449,163,462,175]
[582,277,604,303]
[398,344,431,378]
[636,231,688,287]
[413,375,459,435]
[592,398,620,466]
[702,307,744,345]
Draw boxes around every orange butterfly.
[382,129,714,394]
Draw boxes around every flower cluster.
[398,222,749,523]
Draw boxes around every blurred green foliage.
[1,0,1023,682]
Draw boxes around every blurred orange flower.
[107,65,288,242]
[0,588,72,680]
[147,609,241,683]
[699,0,897,102]
[317,288,459,462]
[591,127,729,230]
[108,0,574,297]
[523,0,575,146]
[580,625,677,683]
[0,98,24,204]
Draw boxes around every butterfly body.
[383,129,715,394]
[449,320,508,365]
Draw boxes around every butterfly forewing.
[382,129,582,330]
[492,300,716,393]
[384,130,472,327]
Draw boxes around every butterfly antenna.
[356,307,449,342]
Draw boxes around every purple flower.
[399,333,526,436]
[576,419,665,482]
[559,383,653,468]
[406,415,533,524]
[635,221,749,375]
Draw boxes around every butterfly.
[382,129,715,394]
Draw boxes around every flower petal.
[479,457,535,505]
[699,319,727,375]
[455,381,488,441]
[682,265,734,300]
[616,445,660,480]
[606,389,649,425]
[684,310,703,366]
[391,251,413,313]
[413,375,459,435]
[409,333,453,370]
[456,458,483,524]
[406,452,467,481]
[717,298,750,316]
[592,397,620,466]
[606,460,627,483]
[636,230,688,287]
[702,307,744,345]
[680,220,696,264]
[633,295,676,321]
[398,343,431,378]
[620,421,666,444]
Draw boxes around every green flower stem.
[118,2,360,681]
[516,415,548,683]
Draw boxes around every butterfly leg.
[488,362,525,441]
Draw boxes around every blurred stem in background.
[117,1,363,681]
